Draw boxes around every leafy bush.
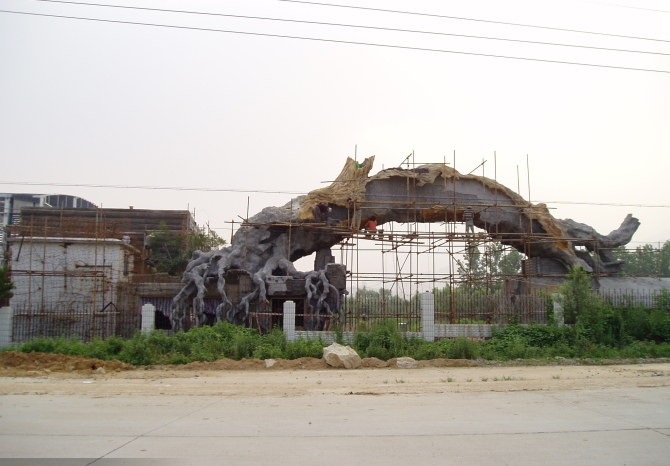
[577,303,627,347]
[86,336,125,360]
[253,343,284,360]
[11,293,670,365]
[353,319,406,359]
[412,341,446,360]
[621,307,652,341]
[118,333,153,365]
[656,289,670,312]
[447,337,479,359]
[480,324,574,360]
[0,265,14,305]
[560,267,596,324]
[230,331,259,360]
[649,309,670,342]
[20,337,82,355]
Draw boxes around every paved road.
[1,382,669,465]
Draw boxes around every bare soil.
[1,352,669,397]
[0,352,478,376]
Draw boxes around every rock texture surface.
[323,342,363,369]
[172,156,639,330]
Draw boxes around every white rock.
[395,357,419,369]
[323,342,362,369]
[264,359,277,368]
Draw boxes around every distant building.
[9,207,197,275]
[5,207,198,340]
[8,236,138,312]
[1,193,96,265]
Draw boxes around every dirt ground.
[1,352,669,397]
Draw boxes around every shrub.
[655,289,670,313]
[230,330,260,360]
[621,307,652,341]
[481,333,528,360]
[447,337,479,359]
[118,333,153,365]
[576,303,626,347]
[262,328,287,352]
[0,265,14,305]
[253,343,284,360]
[86,336,125,360]
[353,319,406,359]
[19,337,88,356]
[560,267,595,325]
[284,339,325,359]
[412,341,445,360]
[649,309,670,343]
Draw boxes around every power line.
[2,9,669,74]
[0,180,307,195]
[2,180,669,209]
[584,0,670,14]
[26,0,670,57]
[539,200,670,208]
[277,0,670,44]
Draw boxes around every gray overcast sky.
[1,0,669,252]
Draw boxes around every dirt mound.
[0,352,132,376]
[0,352,479,375]
[419,358,480,368]
[180,357,329,371]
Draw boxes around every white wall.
[8,237,133,310]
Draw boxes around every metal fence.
[434,291,552,324]
[597,289,667,309]
[341,291,552,328]
[5,288,669,344]
[11,304,140,343]
[341,295,421,331]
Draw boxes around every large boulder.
[323,342,362,369]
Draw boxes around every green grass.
[6,304,670,366]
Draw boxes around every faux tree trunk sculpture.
[171,156,639,330]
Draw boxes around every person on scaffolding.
[313,203,330,223]
[464,206,475,237]
[347,198,357,230]
[364,214,377,238]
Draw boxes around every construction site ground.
[1,351,670,394]
[1,353,669,465]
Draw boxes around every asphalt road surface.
[0,361,669,465]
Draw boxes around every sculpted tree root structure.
[172,156,639,330]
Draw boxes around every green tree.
[457,242,523,290]
[188,224,227,253]
[498,248,523,276]
[559,266,595,325]
[147,223,226,276]
[456,244,485,283]
[0,265,14,305]
[614,241,670,277]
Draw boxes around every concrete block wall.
[421,292,435,342]
[435,324,493,339]
[287,293,496,343]
[141,304,156,334]
[0,306,12,348]
[9,238,132,310]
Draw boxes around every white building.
[1,193,96,266]
[8,236,137,311]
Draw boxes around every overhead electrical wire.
[22,0,670,57]
[1,180,668,209]
[277,0,670,44]
[584,1,670,14]
[1,9,669,74]
[0,180,307,196]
